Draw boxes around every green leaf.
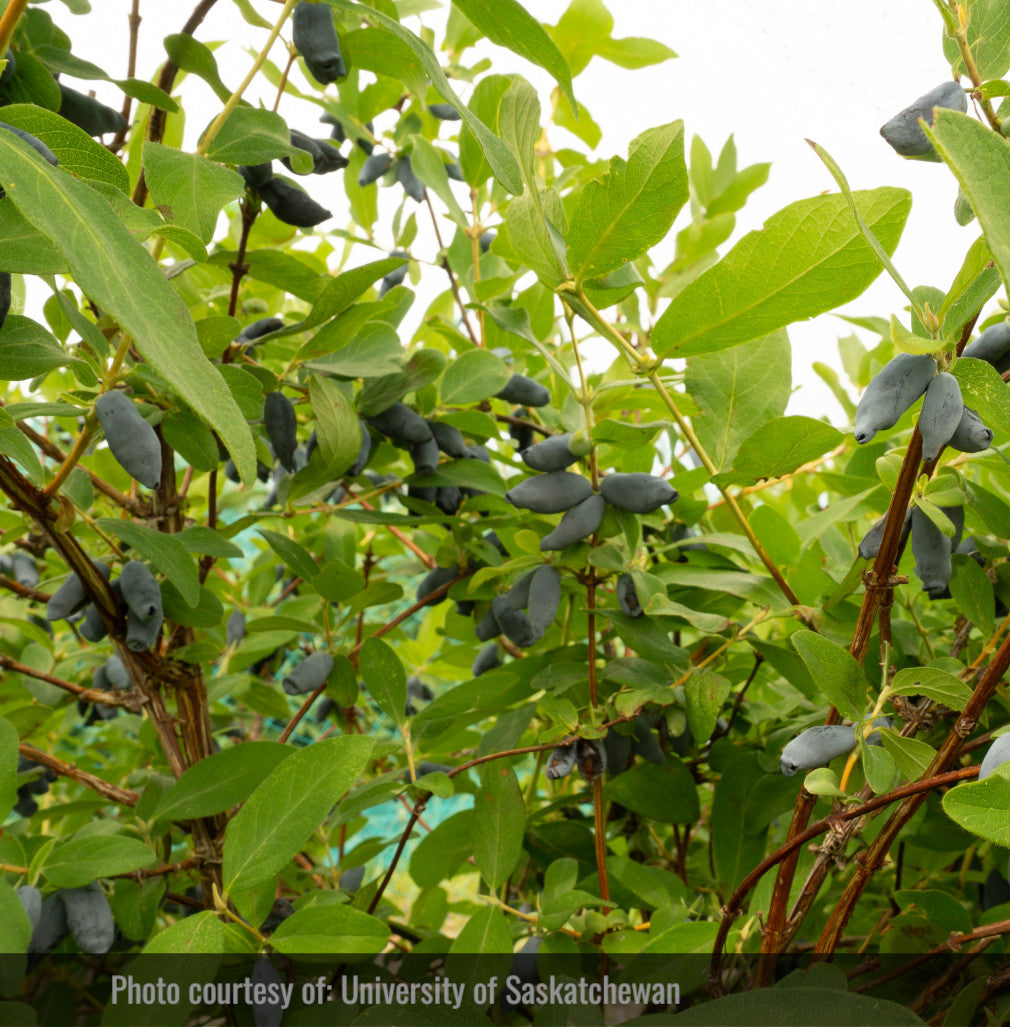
[151,742,292,823]
[41,834,157,887]
[0,314,93,381]
[597,34,678,69]
[880,730,937,782]
[888,667,974,711]
[359,637,407,726]
[0,130,256,483]
[791,630,866,721]
[0,410,45,484]
[0,201,67,274]
[161,406,219,472]
[309,376,361,474]
[257,528,318,582]
[803,767,849,800]
[568,120,687,281]
[684,672,731,744]
[302,258,406,330]
[664,984,925,1025]
[271,904,389,954]
[471,763,525,889]
[862,743,897,795]
[652,189,911,356]
[209,248,326,304]
[203,106,310,170]
[501,187,567,285]
[324,0,522,194]
[33,46,179,113]
[222,735,374,894]
[548,0,676,76]
[895,888,972,935]
[942,770,1010,847]
[0,102,129,193]
[713,416,844,489]
[342,26,428,97]
[0,880,30,955]
[889,314,946,355]
[163,33,231,103]
[95,518,199,607]
[0,718,18,821]
[539,857,606,929]
[4,51,61,111]
[144,909,224,953]
[929,110,1010,293]
[950,554,996,635]
[419,458,506,497]
[685,330,790,471]
[951,356,1010,433]
[603,758,700,823]
[440,348,511,404]
[450,0,575,109]
[142,143,244,244]
[710,745,798,893]
[407,134,467,226]
[449,904,513,953]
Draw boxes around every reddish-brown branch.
[0,573,50,603]
[19,742,140,807]
[709,765,978,984]
[366,798,426,916]
[0,654,136,707]
[814,629,1010,952]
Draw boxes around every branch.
[708,764,978,984]
[815,626,1010,951]
[0,654,136,708]
[0,573,50,603]
[424,192,480,346]
[19,742,140,807]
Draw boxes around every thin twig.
[19,742,140,807]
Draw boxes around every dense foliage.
[3,0,1010,1024]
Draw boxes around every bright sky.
[61,0,990,420]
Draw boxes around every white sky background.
[60,0,987,423]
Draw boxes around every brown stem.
[708,765,978,984]
[110,0,142,151]
[226,197,257,321]
[0,573,50,603]
[586,581,610,908]
[758,429,927,972]
[424,192,480,346]
[0,654,135,707]
[19,742,140,807]
[814,629,1010,952]
[366,798,427,915]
